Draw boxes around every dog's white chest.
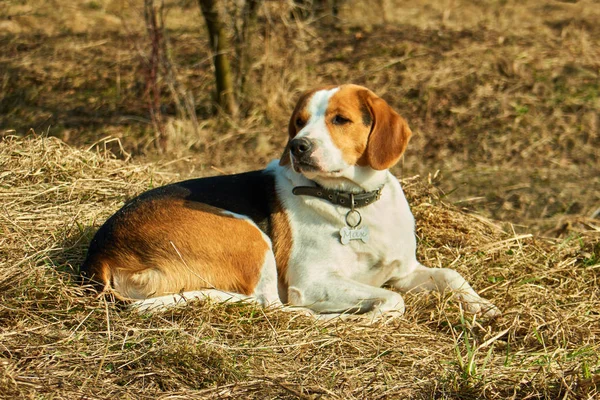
[344,201,416,282]
[282,174,417,288]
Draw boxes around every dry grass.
[1,135,599,399]
[1,0,599,232]
[1,1,599,397]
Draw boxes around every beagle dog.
[81,84,499,318]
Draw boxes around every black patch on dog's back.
[125,170,275,232]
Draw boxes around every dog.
[81,84,500,318]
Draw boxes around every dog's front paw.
[463,297,501,319]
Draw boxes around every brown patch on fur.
[270,198,292,300]
[85,198,270,300]
[358,88,412,170]
[325,85,375,165]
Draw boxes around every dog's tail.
[80,254,113,295]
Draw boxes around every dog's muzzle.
[290,137,314,159]
[290,137,321,172]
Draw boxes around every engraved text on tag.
[340,225,369,245]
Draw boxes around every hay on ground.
[0,136,598,399]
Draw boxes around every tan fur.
[358,88,412,170]
[325,85,373,165]
[270,198,292,300]
[87,198,270,299]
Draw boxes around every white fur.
[270,160,499,318]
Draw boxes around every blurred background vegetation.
[1,0,598,234]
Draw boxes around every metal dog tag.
[340,208,369,245]
[340,225,369,245]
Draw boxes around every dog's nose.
[290,138,314,157]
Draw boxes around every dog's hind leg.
[131,247,282,313]
[251,249,282,307]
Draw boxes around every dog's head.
[280,84,412,182]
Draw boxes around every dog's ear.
[360,90,412,170]
[279,141,291,166]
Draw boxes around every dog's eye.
[332,115,351,125]
[295,117,305,127]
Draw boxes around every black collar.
[292,184,383,208]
